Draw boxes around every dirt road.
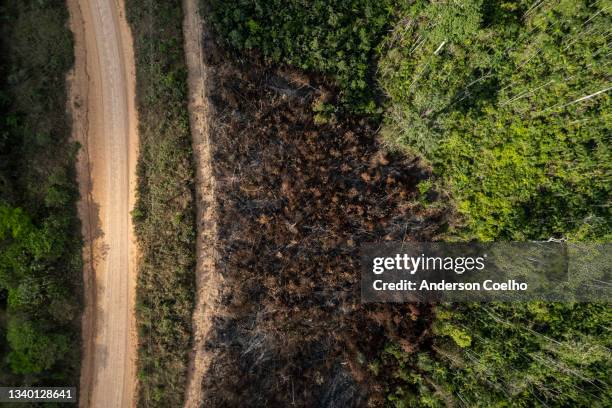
[67,0,139,406]
[182,0,221,406]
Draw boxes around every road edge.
[66,1,95,406]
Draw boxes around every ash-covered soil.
[199,43,448,407]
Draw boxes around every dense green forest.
[209,0,611,406]
[379,0,611,241]
[125,1,196,406]
[375,1,611,405]
[210,0,395,114]
[0,0,82,388]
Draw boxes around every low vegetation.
[208,0,611,406]
[0,0,82,387]
[125,1,196,406]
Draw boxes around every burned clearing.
[198,42,449,406]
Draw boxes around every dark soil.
[199,38,449,407]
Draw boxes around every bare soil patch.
[182,0,221,406]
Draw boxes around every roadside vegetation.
[124,1,196,406]
[207,0,610,406]
[0,0,82,388]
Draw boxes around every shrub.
[209,0,397,113]
[125,1,196,406]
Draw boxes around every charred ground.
[198,39,449,406]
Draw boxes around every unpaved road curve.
[67,0,139,407]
